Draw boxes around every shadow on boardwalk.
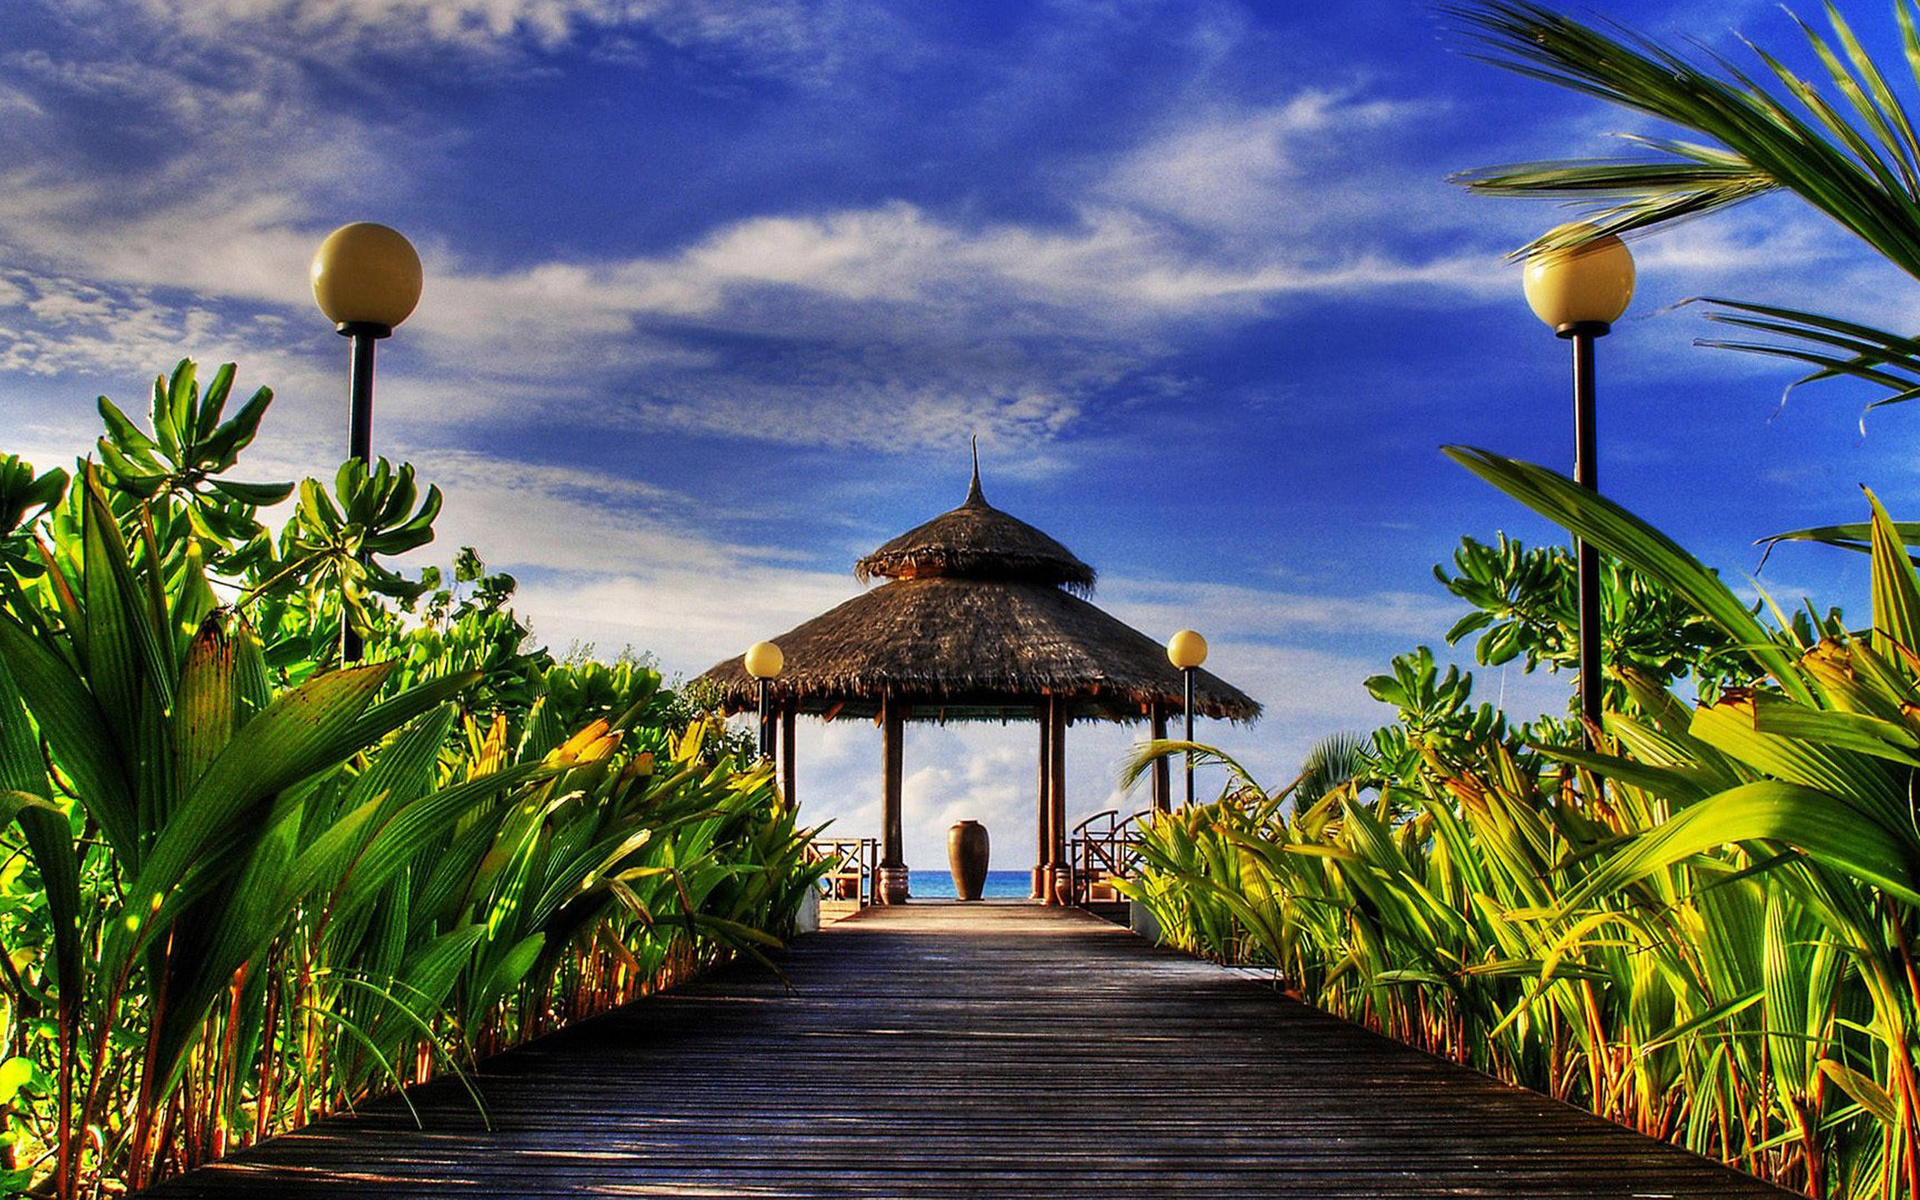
[143,902,1789,1198]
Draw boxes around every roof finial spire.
[965,435,986,507]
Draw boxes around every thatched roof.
[854,461,1095,595]
[700,577,1258,723]
[698,457,1260,725]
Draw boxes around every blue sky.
[6,0,1920,869]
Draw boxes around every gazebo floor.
[141,902,1789,1198]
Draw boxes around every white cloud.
[667,197,1506,318]
[1,1,1538,464]
[108,0,879,83]
[369,448,864,669]
[514,568,856,675]
[1101,90,1427,235]
[0,269,261,379]
[1099,576,1458,642]
[419,191,1506,353]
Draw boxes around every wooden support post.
[879,695,909,905]
[780,704,796,806]
[1151,704,1171,814]
[1034,704,1050,900]
[1048,695,1068,905]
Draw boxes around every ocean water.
[908,869,1035,899]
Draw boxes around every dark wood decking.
[145,902,1788,1198]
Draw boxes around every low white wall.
[1128,899,1161,944]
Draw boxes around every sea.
[906,869,1035,899]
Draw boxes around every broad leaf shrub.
[1122,466,1920,1200]
[0,361,820,1196]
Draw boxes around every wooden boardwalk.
[145,902,1788,1198]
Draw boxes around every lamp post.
[744,641,785,761]
[1523,225,1634,744]
[1167,629,1207,810]
[310,221,423,662]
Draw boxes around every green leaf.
[0,652,50,799]
[95,395,162,465]
[0,1056,39,1106]
[0,791,81,1017]
[1819,1058,1899,1127]
[0,612,137,859]
[1758,520,1920,559]
[199,384,274,468]
[1865,487,1920,656]
[1691,700,1903,814]
[1447,2,1920,277]
[152,360,192,460]
[479,934,545,1003]
[1747,691,1920,766]
[1558,779,1920,912]
[192,362,236,446]
[79,470,147,728]
[174,617,238,795]
[209,479,294,506]
[94,439,166,496]
[320,759,555,919]
[1536,743,1709,805]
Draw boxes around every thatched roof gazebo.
[698,456,1258,904]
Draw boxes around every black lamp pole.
[1562,320,1607,742]
[345,323,384,466]
[757,677,773,761]
[1182,666,1196,810]
[338,320,390,664]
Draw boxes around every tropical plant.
[88,360,291,594]
[95,359,289,512]
[0,359,821,1196]
[0,457,65,581]
[1123,464,1920,1198]
[1437,533,1760,705]
[0,462,492,1192]
[273,457,442,658]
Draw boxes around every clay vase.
[947,820,990,901]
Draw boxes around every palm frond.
[1693,296,1920,423]
[1280,732,1376,808]
[1760,518,1920,563]
[1446,1,1920,275]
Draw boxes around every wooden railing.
[1065,808,1151,905]
[810,820,1147,909]
[808,837,878,907]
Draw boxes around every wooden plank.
[140,903,1792,1198]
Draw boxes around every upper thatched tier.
[854,467,1096,595]
[700,454,1259,724]
[698,576,1260,724]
